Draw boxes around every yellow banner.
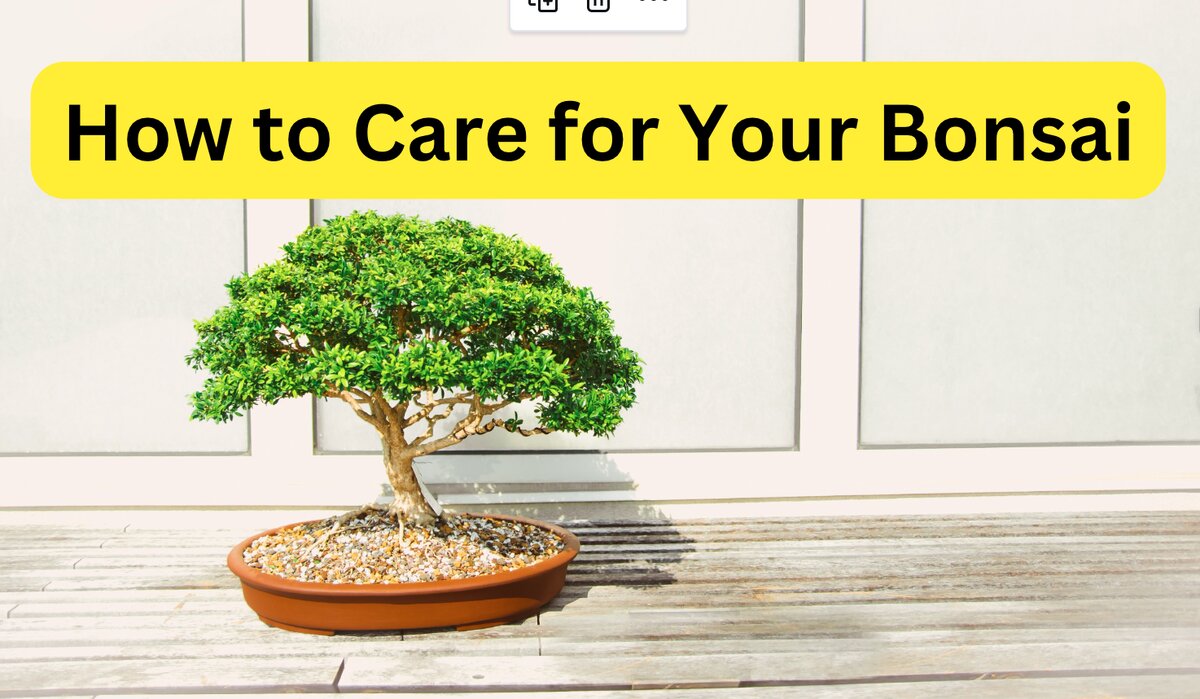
[31,62,1164,198]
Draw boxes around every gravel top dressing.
[243,512,566,585]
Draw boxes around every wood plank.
[0,547,228,562]
[576,534,1200,550]
[0,625,326,648]
[0,579,50,593]
[337,642,1200,691]
[94,536,251,548]
[570,524,1155,539]
[562,569,1200,593]
[0,627,538,653]
[564,554,1200,570]
[0,656,343,695]
[545,573,1200,608]
[6,600,250,618]
[0,635,540,663]
[1,614,269,632]
[0,588,239,606]
[0,541,109,554]
[571,511,1200,524]
[535,627,1200,657]
[571,526,1200,543]
[0,604,539,630]
[0,555,82,570]
[562,512,1165,525]
[0,613,541,648]
[97,676,1200,699]
[0,565,226,578]
[557,562,1200,587]
[6,592,1195,633]
[11,572,1194,620]
[88,677,1200,699]
[0,609,539,635]
[535,599,1200,639]
[567,554,1200,573]
[43,572,240,592]
[2,525,127,537]
[578,536,1200,552]
[557,574,1200,592]
[676,511,1199,524]
[73,555,236,569]
[575,533,1200,551]
[568,512,1200,528]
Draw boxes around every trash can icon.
[588,0,611,11]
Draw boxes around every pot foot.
[258,614,336,636]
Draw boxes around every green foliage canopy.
[187,212,642,443]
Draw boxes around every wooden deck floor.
[1,510,1198,697]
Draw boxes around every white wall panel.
[0,1,247,452]
[860,0,1200,445]
[313,0,800,62]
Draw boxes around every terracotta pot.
[227,513,580,635]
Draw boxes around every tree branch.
[482,399,515,414]
[408,405,457,446]
[370,389,400,427]
[330,389,383,430]
[449,324,486,341]
[408,392,557,454]
[412,393,483,456]
[478,393,532,415]
[393,305,412,342]
[470,419,552,437]
[404,394,473,427]
[434,324,487,350]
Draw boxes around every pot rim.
[227,512,580,598]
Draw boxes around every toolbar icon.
[588,0,611,11]
[530,0,557,12]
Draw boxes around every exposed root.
[384,500,438,539]
[307,501,441,557]
[308,502,387,557]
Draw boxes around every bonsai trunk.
[382,438,437,524]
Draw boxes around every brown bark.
[333,384,554,526]
[382,437,436,524]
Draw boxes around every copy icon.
[530,0,558,11]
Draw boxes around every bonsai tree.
[187,211,642,525]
